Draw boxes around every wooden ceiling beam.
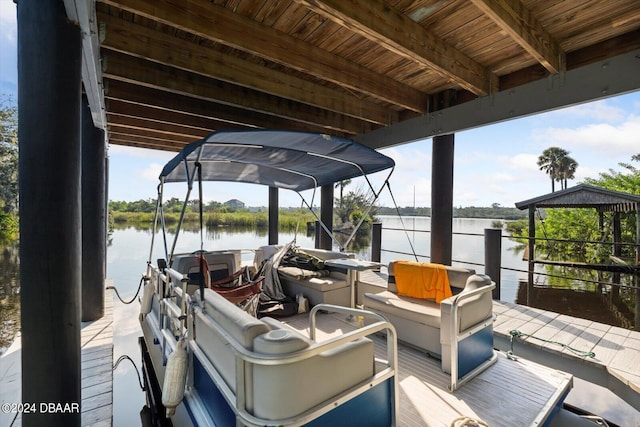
[470,0,565,73]
[108,124,197,143]
[294,0,497,96]
[107,135,185,151]
[102,52,378,134]
[105,80,363,137]
[99,0,427,113]
[99,13,396,124]
[106,98,248,134]
[106,113,210,140]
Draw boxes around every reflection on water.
[516,280,637,329]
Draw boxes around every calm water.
[1,216,634,424]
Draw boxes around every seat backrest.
[387,261,475,294]
[441,274,494,336]
[172,251,240,285]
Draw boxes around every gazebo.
[515,184,640,327]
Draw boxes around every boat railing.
[447,282,497,391]
[374,224,639,290]
[190,303,399,427]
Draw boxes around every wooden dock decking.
[0,287,113,427]
[358,269,640,413]
[491,300,640,411]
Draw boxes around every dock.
[491,300,640,411]
[0,287,113,426]
[358,269,640,413]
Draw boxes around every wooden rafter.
[99,12,398,124]
[294,0,498,96]
[470,0,565,73]
[104,80,346,137]
[101,52,380,134]
[99,0,428,113]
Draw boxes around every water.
[1,216,634,424]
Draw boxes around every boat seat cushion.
[195,288,269,349]
[255,317,313,354]
[364,290,442,328]
[278,266,330,280]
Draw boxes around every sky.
[1,2,639,208]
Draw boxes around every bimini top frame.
[160,129,395,190]
[150,130,395,262]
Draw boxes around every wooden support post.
[484,228,502,300]
[371,222,382,263]
[319,184,333,250]
[82,95,106,321]
[18,1,83,425]
[431,134,454,265]
[268,186,278,245]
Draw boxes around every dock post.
[18,1,83,425]
[484,228,502,300]
[431,134,454,265]
[371,222,382,263]
[268,186,278,245]
[319,184,333,250]
[82,95,106,321]
[527,207,536,306]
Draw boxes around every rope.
[385,181,419,262]
[107,276,145,305]
[508,330,596,359]
[113,354,145,391]
[450,416,492,427]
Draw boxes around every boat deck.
[281,310,572,427]
[359,269,640,412]
[0,286,114,427]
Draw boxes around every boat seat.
[254,246,353,306]
[364,261,495,382]
[193,288,375,421]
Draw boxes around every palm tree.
[557,155,578,189]
[537,147,569,192]
[335,179,351,209]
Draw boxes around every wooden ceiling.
[91,0,640,152]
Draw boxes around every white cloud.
[139,163,164,181]
[532,111,640,156]
[553,100,627,123]
[109,144,175,160]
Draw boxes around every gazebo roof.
[515,184,640,213]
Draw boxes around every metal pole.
[431,134,454,265]
[371,222,382,263]
[82,95,106,321]
[484,228,502,300]
[18,1,83,425]
[527,207,536,306]
[268,186,278,245]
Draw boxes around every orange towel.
[393,261,452,303]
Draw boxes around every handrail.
[190,303,399,427]
[447,281,497,392]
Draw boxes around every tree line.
[377,204,527,220]
[0,95,18,244]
